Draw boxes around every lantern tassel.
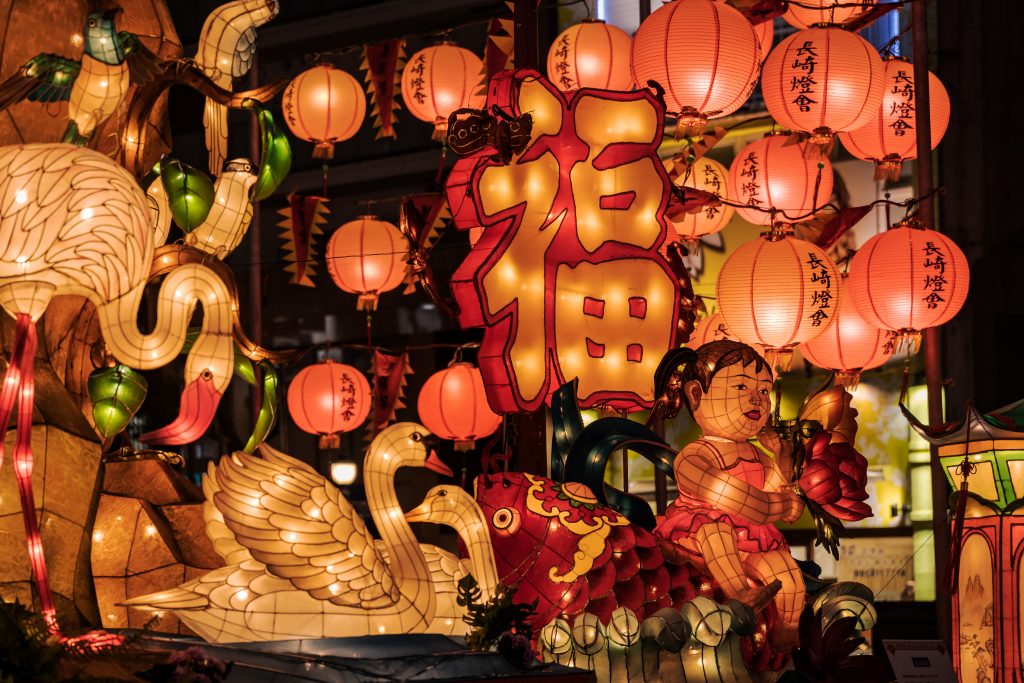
[432,120,447,142]
[454,439,475,452]
[312,142,335,160]
[834,370,862,391]
[674,107,708,140]
[946,455,975,597]
[875,155,904,183]
[765,347,794,373]
[357,292,380,311]
[806,127,835,157]
[897,330,922,355]
[319,433,341,450]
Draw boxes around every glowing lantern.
[761,27,885,147]
[667,157,734,241]
[547,19,632,92]
[799,275,894,387]
[783,0,875,29]
[326,216,409,311]
[839,58,951,181]
[445,71,685,413]
[417,363,501,450]
[846,220,970,352]
[686,312,766,360]
[287,360,371,448]
[727,132,834,226]
[716,229,839,369]
[753,17,773,63]
[281,64,366,159]
[468,226,484,246]
[401,43,484,139]
[631,0,761,136]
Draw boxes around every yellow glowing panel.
[946,461,998,502]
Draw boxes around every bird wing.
[195,0,280,172]
[213,445,401,609]
[0,54,80,111]
[117,32,165,85]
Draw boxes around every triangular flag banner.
[361,39,405,140]
[277,193,328,287]
[365,349,412,439]
[399,192,450,293]
[725,0,786,23]
[479,4,515,95]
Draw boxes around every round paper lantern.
[287,360,371,448]
[326,216,409,311]
[417,362,501,450]
[754,17,773,63]
[839,57,951,181]
[800,275,895,387]
[716,230,840,370]
[727,132,834,226]
[762,27,885,147]
[846,221,969,352]
[631,0,761,136]
[668,157,735,240]
[783,0,875,29]
[546,19,633,92]
[401,43,484,138]
[281,64,366,159]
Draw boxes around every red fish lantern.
[287,360,371,448]
[417,363,500,450]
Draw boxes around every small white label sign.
[883,640,957,682]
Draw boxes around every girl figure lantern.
[656,340,804,649]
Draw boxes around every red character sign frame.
[447,70,684,413]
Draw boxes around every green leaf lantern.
[250,104,293,201]
[160,159,215,233]
[88,364,148,439]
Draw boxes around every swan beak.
[404,504,431,523]
[424,450,454,477]
[139,374,222,445]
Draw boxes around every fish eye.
[491,507,520,535]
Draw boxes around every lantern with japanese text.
[546,19,633,92]
[716,229,839,369]
[401,43,484,139]
[799,274,895,387]
[839,57,951,181]
[846,220,969,353]
[668,157,734,241]
[783,0,876,29]
[727,132,834,225]
[326,216,409,311]
[631,0,762,137]
[445,70,686,413]
[287,360,371,448]
[762,27,885,147]
[686,311,766,360]
[281,64,366,159]
[417,363,500,450]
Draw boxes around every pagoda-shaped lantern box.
[904,399,1024,683]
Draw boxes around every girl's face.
[690,361,774,439]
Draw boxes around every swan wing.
[213,444,400,608]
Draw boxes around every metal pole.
[911,0,951,650]
[514,0,539,70]
[639,0,651,21]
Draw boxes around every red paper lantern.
[846,221,970,352]
[287,360,371,448]
[401,43,484,138]
[687,311,768,360]
[631,0,761,136]
[727,132,834,226]
[417,363,501,450]
[547,19,632,92]
[754,16,774,63]
[839,57,951,181]
[326,216,409,311]
[668,157,734,240]
[783,0,876,29]
[716,229,839,369]
[762,26,885,147]
[281,64,366,159]
[800,275,894,387]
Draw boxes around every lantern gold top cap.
[893,217,930,230]
[807,21,843,29]
[356,214,380,221]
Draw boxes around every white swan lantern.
[0,142,236,632]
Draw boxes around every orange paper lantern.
[281,64,366,159]
[401,43,484,138]
[762,26,885,147]
[799,275,895,387]
[287,360,372,448]
[727,132,834,225]
[846,221,970,352]
[668,157,735,240]
[716,230,839,369]
[782,0,876,29]
[631,0,761,136]
[839,57,951,181]
[754,17,774,63]
[417,363,501,450]
[326,216,409,311]
[547,19,633,92]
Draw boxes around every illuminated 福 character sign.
[447,70,683,412]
